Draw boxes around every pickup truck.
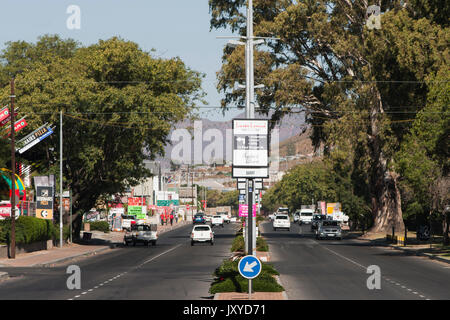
[124,223,157,246]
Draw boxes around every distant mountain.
[155,111,307,169]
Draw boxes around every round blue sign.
[238,255,262,279]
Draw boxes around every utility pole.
[10,78,16,259]
[60,110,63,248]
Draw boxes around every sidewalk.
[0,220,190,269]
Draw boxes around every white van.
[299,209,314,225]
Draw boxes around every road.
[0,222,238,300]
[261,221,450,300]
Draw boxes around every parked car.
[123,223,157,246]
[273,214,291,231]
[121,214,137,230]
[211,215,224,227]
[193,213,206,224]
[191,224,214,246]
[311,214,327,231]
[316,220,342,240]
[299,209,314,225]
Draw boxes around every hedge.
[209,259,283,294]
[87,221,110,233]
[0,216,61,245]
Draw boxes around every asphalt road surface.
[0,222,238,300]
[262,221,450,300]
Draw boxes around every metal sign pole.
[59,110,63,248]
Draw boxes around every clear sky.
[0,0,243,121]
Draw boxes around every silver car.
[316,220,342,240]
[124,224,158,246]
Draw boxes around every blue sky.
[0,0,243,120]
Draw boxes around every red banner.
[0,107,9,122]
[127,197,146,206]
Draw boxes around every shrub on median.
[209,259,283,294]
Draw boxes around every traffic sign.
[238,255,262,279]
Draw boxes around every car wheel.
[152,241,157,246]
[210,240,214,245]
[133,241,136,246]
[191,241,194,246]
[222,224,224,228]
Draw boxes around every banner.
[238,204,257,217]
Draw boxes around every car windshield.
[313,215,326,220]
[276,215,289,220]
[301,212,313,216]
[194,226,210,231]
[194,215,203,219]
[322,221,339,226]
[213,216,221,218]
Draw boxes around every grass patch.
[230,235,269,252]
[209,259,283,294]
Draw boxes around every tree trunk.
[443,212,450,246]
[368,88,405,233]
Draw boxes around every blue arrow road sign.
[238,255,262,279]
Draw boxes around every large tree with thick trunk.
[208,0,448,232]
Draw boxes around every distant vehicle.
[316,220,342,240]
[298,209,314,225]
[311,214,327,231]
[211,215,224,228]
[205,215,212,223]
[277,207,290,215]
[191,224,214,246]
[121,214,137,230]
[293,210,300,223]
[123,224,157,246]
[273,214,291,231]
[217,212,230,224]
[230,217,237,223]
[193,213,206,224]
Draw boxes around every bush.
[256,237,269,252]
[209,259,283,294]
[88,221,110,233]
[231,235,245,252]
[0,216,59,245]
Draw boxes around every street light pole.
[10,78,16,259]
[60,110,63,248]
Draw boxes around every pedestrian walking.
[170,212,174,226]
[175,214,178,224]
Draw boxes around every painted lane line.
[319,243,430,300]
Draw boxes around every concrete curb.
[274,275,288,300]
[213,293,220,300]
[31,246,115,267]
[0,271,8,281]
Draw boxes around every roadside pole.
[59,110,63,248]
[10,78,16,259]
[70,189,72,243]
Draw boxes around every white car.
[191,224,214,246]
[211,215,224,227]
[273,214,291,231]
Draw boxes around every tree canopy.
[0,35,204,237]
[209,0,449,232]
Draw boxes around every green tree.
[209,1,449,232]
[0,35,204,238]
